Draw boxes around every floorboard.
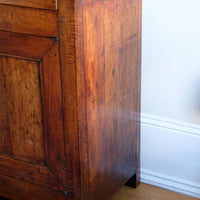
[111,183,198,200]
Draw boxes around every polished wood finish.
[0,57,44,162]
[0,31,67,198]
[0,5,58,37]
[0,31,56,60]
[111,184,198,200]
[0,0,57,10]
[77,0,141,199]
[0,0,141,199]
[57,0,82,199]
[0,174,66,200]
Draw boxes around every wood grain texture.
[57,0,82,199]
[78,0,141,199]
[0,173,66,200]
[40,43,67,188]
[0,5,58,37]
[0,57,45,163]
[111,184,198,200]
[0,0,57,10]
[0,31,56,61]
[0,0,141,199]
[83,3,107,198]
[0,33,67,197]
[0,154,59,190]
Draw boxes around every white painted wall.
[141,0,200,198]
[142,0,200,124]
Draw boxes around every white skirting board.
[140,113,200,199]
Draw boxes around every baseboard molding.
[141,113,200,137]
[140,113,200,199]
[141,169,200,199]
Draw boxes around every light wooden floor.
[111,183,199,200]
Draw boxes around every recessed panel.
[0,56,45,163]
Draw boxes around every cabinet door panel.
[0,31,67,199]
[0,0,57,10]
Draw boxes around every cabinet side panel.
[78,0,141,199]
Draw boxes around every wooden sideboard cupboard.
[0,0,141,199]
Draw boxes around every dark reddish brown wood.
[0,57,45,163]
[0,0,57,10]
[0,5,58,37]
[75,0,89,197]
[0,0,141,199]
[82,3,106,198]
[0,64,12,155]
[57,0,82,199]
[0,173,66,200]
[0,32,67,197]
[76,0,141,199]
[0,31,56,60]
[0,154,58,189]
[40,43,67,187]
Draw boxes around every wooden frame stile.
[74,0,89,200]
[57,0,82,199]
[136,0,142,187]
